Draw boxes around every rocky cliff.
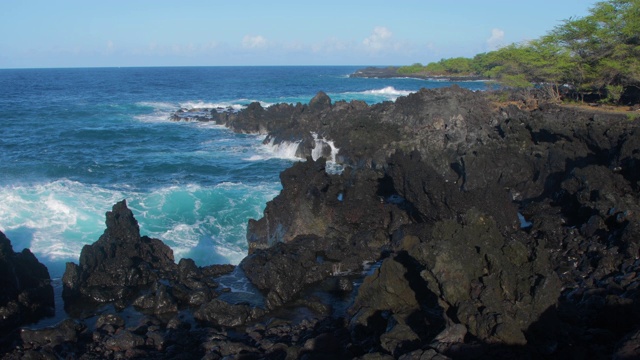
[0,231,53,337]
[5,88,640,359]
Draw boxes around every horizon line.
[0,64,400,71]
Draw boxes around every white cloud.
[487,28,505,50]
[311,37,351,53]
[284,41,305,51]
[242,35,268,49]
[362,26,393,52]
[106,40,115,54]
[200,41,219,51]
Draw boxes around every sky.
[0,0,597,69]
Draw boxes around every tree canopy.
[398,0,640,104]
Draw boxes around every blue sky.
[0,0,596,68]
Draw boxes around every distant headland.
[353,0,640,106]
[349,66,488,82]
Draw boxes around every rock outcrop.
[7,87,640,359]
[0,231,54,336]
[174,87,496,169]
[62,200,177,305]
[61,200,236,320]
[228,88,640,357]
[349,66,488,81]
[241,156,411,310]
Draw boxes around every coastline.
[349,66,490,82]
[3,86,640,359]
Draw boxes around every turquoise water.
[0,66,488,277]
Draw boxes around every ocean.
[0,66,489,279]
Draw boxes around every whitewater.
[0,66,488,278]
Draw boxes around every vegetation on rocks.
[398,0,640,104]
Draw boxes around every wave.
[362,86,414,97]
[310,132,339,163]
[245,138,301,161]
[135,88,417,125]
[134,101,178,123]
[330,86,415,104]
[244,133,343,173]
[179,101,246,112]
[180,100,276,111]
[0,180,125,269]
[0,179,280,276]
[134,100,281,124]
[136,101,177,111]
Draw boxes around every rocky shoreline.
[2,87,640,359]
[349,66,489,82]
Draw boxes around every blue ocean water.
[0,66,489,278]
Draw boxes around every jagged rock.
[0,230,54,335]
[20,319,85,348]
[194,299,264,327]
[242,157,409,309]
[386,150,519,231]
[614,328,640,360]
[412,210,560,345]
[5,88,639,359]
[240,235,382,310]
[204,88,494,168]
[60,200,234,322]
[241,235,335,309]
[349,256,445,353]
[95,313,125,330]
[398,349,452,360]
[348,207,561,352]
[62,200,177,305]
[104,330,145,352]
[308,91,332,112]
[350,258,422,324]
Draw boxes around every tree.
[398,63,426,75]
[396,0,640,104]
[549,0,640,102]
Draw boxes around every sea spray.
[311,132,339,163]
[0,66,488,278]
[0,179,280,277]
[245,136,302,161]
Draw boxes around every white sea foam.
[245,138,301,161]
[258,101,276,108]
[134,100,246,124]
[0,180,124,270]
[179,99,276,112]
[136,101,177,111]
[331,86,414,104]
[134,101,178,123]
[135,181,279,266]
[310,132,343,173]
[269,140,301,159]
[179,101,246,112]
[0,179,280,276]
[216,267,262,294]
[311,133,325,161]
[195,122,227,130]
[134,109,173,123]
[362,86,413,98]
[310,132,339,163]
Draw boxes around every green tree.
[440,57,474,74]
[398,63,426,75]
[549,0,640,102]
[396,0,640,104]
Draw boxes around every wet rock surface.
[62,200,177,306]
[0,231,54,337]
[3,88,640,359]
[61,201,236,316]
